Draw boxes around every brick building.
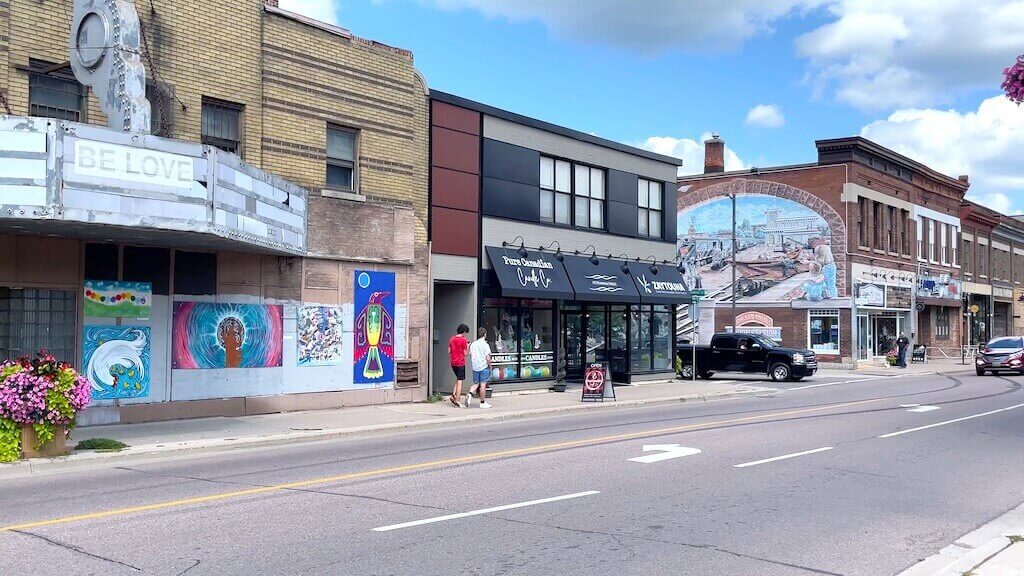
[960,202,1024,347]
[0,0,429,423]
[678,136,966,366]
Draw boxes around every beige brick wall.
[4,0,431,389]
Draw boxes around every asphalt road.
[3,369,1024,576]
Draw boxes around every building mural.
[83,326,151,400]
[297,305,345,367]
[84,280,152,318]
[171,302,284,369]
[354,271,396,385]
[678,194,837,303]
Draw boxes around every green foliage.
[0,419,19,463]
[32,422,55,451]
[0,363,22,380]
[75,438,128,451]
[426,392,447,403]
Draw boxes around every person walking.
[448,324,470,407]
[468,327,493,409]
[896,332,910,369]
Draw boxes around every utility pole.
[731,193,737,332]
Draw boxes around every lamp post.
[730,192,737,332]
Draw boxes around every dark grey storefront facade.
[429,91,685,392]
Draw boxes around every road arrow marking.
[628,444,702,464]
[900,404,940,412]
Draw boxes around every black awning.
[484,246,575,301]
[562,254,641,303]
[628,263,690,304]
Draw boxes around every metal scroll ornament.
[69,0,151,133]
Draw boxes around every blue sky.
[282,0,1024,213]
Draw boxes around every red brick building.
[678,136,966,366]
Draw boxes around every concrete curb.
[0,384,776,480]
[897,501,1024,576]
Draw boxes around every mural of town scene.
[677,193,837,338]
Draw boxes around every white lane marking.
[901,404,940,412]
[372,491,600,532]
[879,402,1024,438]
[628,444,702,464]
[786,372,933,391]
[733,447,834,468]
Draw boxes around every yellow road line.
[0,397,884,533]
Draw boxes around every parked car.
[677,333,818,382]
[975,337,1024,376]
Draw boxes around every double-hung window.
[540,157,571,225]
[326,126,357,191]
[638,179,663,239]
[573,164,605,230]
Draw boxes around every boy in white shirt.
[468,328,493,408]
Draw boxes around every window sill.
[321,188,364,202]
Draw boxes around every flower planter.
[20,424,67,459]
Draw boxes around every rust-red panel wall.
[431,100,480,258]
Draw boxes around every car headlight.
[792,353,805,364]
[976,357,985,365]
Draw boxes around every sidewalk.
[0,378,775,479]
[849,356,972,376]
[899,501,1024,576]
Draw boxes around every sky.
[279,0,1024,214]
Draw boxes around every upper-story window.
[928,219,937,262]
[900,209,910,255]
[539,157,605,230]
[201,98,243,155]
[29,64,85,122]
[941,223,950,265]
[887,206,897,253]
[573,164,605,230]
[637,179,663,239]
[326,126,357,192]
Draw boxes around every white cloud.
[745,104,786,128]
[859,95,1024,214]
[639,133,747,176]
[795,0,1024,110]
[278,0,341,25]
[423,0,822,53]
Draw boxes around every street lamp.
[728,192,737,333]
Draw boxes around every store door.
[873,316,898,356]
[857,315,871,361]
[561,310,584,379]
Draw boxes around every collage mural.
[81,271,399,401]
[677,193,838,305]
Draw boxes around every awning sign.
[484,246,574,301]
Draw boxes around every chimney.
[704,133,725,174]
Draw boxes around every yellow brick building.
[0,0,431,422]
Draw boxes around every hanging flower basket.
[1003,54,1024,105]
[0,351,91,462]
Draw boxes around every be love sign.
[73,139,195,190]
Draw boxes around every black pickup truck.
[677,333,817,382]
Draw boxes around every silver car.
[976,337,1024,376]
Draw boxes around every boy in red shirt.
[448,324,470,407]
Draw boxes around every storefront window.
[585,305,607,363]
[808,310,840,354]
[630,306,652,372]
[935,307,950,339]
[609,306,628,373]
[652,305,673,370]
[482,298,554,381]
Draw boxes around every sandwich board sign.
[582,362,615,402]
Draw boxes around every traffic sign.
[690,289,706,297]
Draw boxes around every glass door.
[873,316,897,356]
[856,314,871,361]
[561,310,584,380]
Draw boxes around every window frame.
[200,97,244,156]
[325,125,359,193]
[27,60,86,122]
[637,178,664,240]
[539,156,605,230]
[808,309,841,355]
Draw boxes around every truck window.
[712,335,737,349]
[737,337,755,350]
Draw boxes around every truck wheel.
[698,371,714,380]
[769,363,791,382]
[680,363,694,379]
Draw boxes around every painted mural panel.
[83,326,151,400]
[84,280,152,318]
[172,302,284,369]
[353,271,395,385]
[678,194,836,303]
[297,305,345,367]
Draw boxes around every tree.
[1003,54,1024,105]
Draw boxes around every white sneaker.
[480,402,492,409]
[464,394,472,408]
